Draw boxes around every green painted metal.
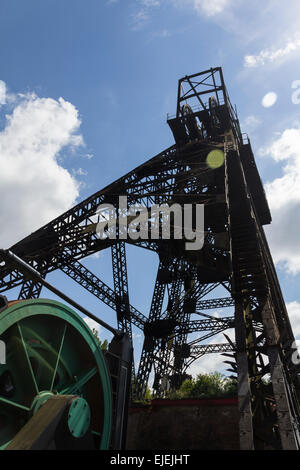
[67,397,91,438]
[60,366,97,395]
[0,395,30,412]
[30,391,54,415]
[0,299,112,449]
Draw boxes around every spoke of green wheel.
[59,367,97,395]
[0,440,12,450]
[17,323,39,395]
[91,431,101,437]
[0,395,30,412]
[50,323,67,392]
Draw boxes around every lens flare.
[206,149,225,169]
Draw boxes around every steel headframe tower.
[0,67,300,450]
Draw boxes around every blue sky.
[1,0,300,378]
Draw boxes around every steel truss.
[0,67,300,449]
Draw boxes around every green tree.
[169,372,237,399]
[192,372,226,398]
[91,328,109,350]
[131,380,153,404]
[223,376,238,396]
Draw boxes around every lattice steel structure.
[1,67,300,449]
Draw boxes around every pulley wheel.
[0,299,112,449]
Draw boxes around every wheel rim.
[0,299,112,449]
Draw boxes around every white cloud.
[133,0,229,31]
[73,167,87,176]
[150,29,172,39]
[263,125,300,274]
[142,0,160,6]
[262,92,277,108]
[169,0,231,17]
[244,33,300,68]
[188,352,227,376]
[187,330,235,377]
[0,81,6,105]
[89,251,102,259]
[287,301,300,338]
[131,0,234,32]
[83,316,102,336]
[193,0,231,16]
[242,115,261,133]
[132,331,143,340]
[131,0,161,30]
[131,9,150,30]
[0,84,83,248]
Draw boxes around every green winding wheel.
[0,299,112,449]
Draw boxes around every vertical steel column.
[136,260,167,400]
[234,301,255,450]
[261,298,299,449]
[111,241,135,386]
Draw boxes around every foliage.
[91,327,109,350]
[131,380,153,404]
[144,386,153,401]
[168,372,237,399]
